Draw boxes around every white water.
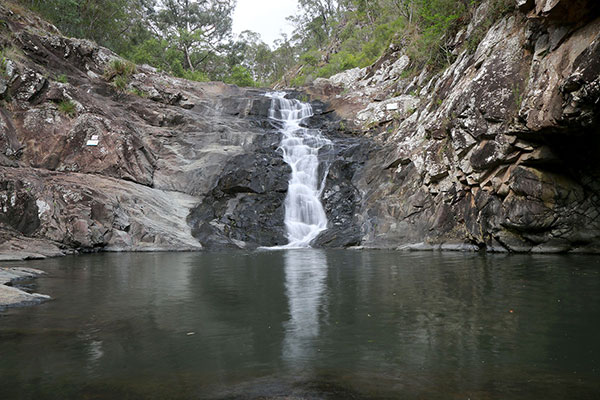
[267,92,332,248]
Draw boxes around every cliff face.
[308,0,600,253]
[0,3,300,258]
[1,0,599,257]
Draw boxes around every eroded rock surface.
[0,4,298,254]
[1,0,599,255]
[306,0,600,253]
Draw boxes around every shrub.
[409,0,467,69]
[290,74,306,87]
[113,75,129,92]
[104,59,136,81]
[181,69,209,82]
[300,50,321,67]
[56,74,68,83]
[224,65,255,87]
[129,87,147,97]
[58,100,76,117]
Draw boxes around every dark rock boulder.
[313,138,374,248]
[187,134,291,249]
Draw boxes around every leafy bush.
[316,51,361,78]
[102,58,136,92]
[104,59,136,81]
[293,0,509,80]
[181,69,209,82]
[129,87,147,97]
[125,38,172,71]
[113,75,129,91]
[290,74,306,87]
[56,74,68,83]
[409,0,467,69]
[224,65,255,87]
[300,50,321,67]
[57,100,76,117]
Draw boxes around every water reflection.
[1,251,599,399]
[282,249,328,366]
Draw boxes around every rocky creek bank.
[0,3,363,255]
[1,0,600,256]
[0,266,49,308]
[305,0,600,253]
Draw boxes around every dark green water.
[1,250,600,399]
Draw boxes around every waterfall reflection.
[282,249,328,365]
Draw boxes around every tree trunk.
[184,46,195,72]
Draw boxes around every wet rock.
[0,266,50,308]
[0,3,298,255]
[314,139,373,248]
[187,135,291,249]
[2,1,600,256]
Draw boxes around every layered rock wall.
[0,3,288,258]
[1,0,599,256]
[309,0,600,252]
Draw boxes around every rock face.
[306,0,600,253]
[0,4,362,254]
[1,0,600,256]
[0,4,300,255]
[313,133,374,248]
[187,130,291,249]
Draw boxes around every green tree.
[21,0,147,52]
[152,0,235,72]
[224,65,255,87]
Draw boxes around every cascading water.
[267,92,332,248]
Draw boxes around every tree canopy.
[17,0,514,87]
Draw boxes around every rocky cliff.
[308,0,600,253]
[1,0,599,257]
[0,3,313,259]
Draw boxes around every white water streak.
[266,92,332,248]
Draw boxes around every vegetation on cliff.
[11,0,288,86]
[10,0,514,87]
[285,0,515,86]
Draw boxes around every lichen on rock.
[305,0,600,253]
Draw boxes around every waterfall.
[267,92,332,248]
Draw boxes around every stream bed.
[1,250,599,399]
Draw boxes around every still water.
[1,250,599,399]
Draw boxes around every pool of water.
[1,250,599,399]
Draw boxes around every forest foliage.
[286,0,514,85]
[15,0,514,87]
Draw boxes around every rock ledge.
[0,267,50,308]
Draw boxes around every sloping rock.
[2,0,599,255]
[0,3,292,253]
[307,0,600,253]
[0,266,49,308]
